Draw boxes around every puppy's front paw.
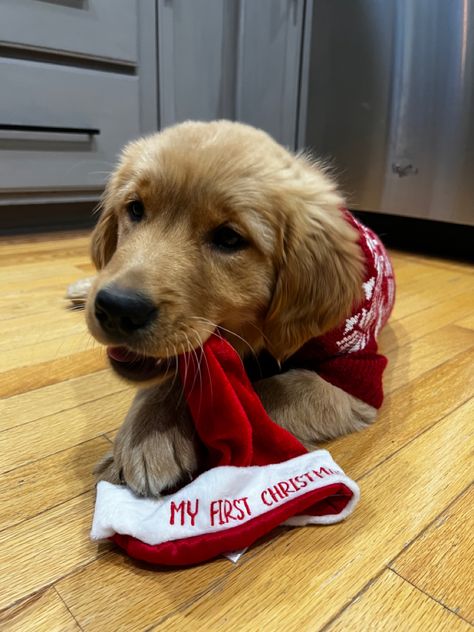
[116,427,198,497]
[94,451,122,485]
[94,382,199,497]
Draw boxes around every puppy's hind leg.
[254,369,377,447]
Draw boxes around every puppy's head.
[86,121,363,383]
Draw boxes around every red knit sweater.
[246,213,395,409]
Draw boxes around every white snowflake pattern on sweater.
[336,222,395,354]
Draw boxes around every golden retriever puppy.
[86,120,388,497]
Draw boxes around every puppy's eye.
[127,200,145,223]
[210,226,248,252]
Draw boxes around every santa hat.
[91,334,359,566]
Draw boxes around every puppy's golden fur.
[88,120,376,496]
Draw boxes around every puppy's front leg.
[253,369,376,447]
[95,380,199,497]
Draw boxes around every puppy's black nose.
[94,287,157,336]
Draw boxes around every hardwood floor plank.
[0,290,73,322]
[455,314,474,330]
[1,303,82,333]
[391,252,474,275]
[0,260,84,285]
[0,245,90,266]
[0,437,110,532]
[155,399,473,631]
[328,347,473,479]
[384,251,415,269]
[0,390,133,474]
[391,273,474,320]
[382,325,473,394]
[0,273,84,296]
[0,492,111,611]
[0,331,98,373]
[75,263,95,274]
[389,259,456,287]
[55,552,235,632]
[104,429,118,443]
[326,569,470,631]
[379,293,474,354]
[0,349,107,398]
[391,486,474,623]
[0,231,89,252]
[0,587,80,632]
[0,309,88,352]
[0,369,129,432]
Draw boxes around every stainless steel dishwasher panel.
[304,0,474,225]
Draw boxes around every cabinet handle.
[0,124,100,136]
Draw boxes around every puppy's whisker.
[189,319,255,382]
[187,331,204,417]
[189,326,212,398]
[200,323,227,347]
[170,342,180,395]
[167,342,183,402]
[159,342,174,400]
[190,317,258,360]
[200,334,214,404]
[82,332,97,354]
[248,321,272,347]
[195,324,250,377]
[217,326,259,360]
[184,332,203,407]
[175,336,190,408]
[88,170,113,177]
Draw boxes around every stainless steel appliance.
[303,0,474,226]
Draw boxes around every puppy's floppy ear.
[263,202,364,361]
[90,201,118,270]
[90,138,143,270]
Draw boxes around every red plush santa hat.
[91,334,359,566]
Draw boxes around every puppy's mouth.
[107,346,176,382]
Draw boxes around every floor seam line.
[53,585,85,631]
[389,568,473,625]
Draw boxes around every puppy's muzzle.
[94,286,157,336]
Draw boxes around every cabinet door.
[157,0,239,127]
[237,0,305,149]
[157,0,304,147]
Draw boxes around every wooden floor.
[0,231,472,632]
